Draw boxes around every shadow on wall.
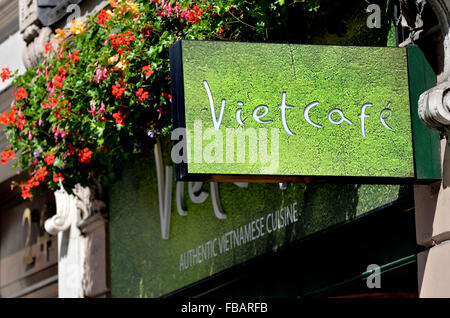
[294,182,412,243]
[307,0,393,46]
[442,140,450,189]
[299,183,360,238]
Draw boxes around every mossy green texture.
[181,41,414,178]
[109,141,410,297]
[110,2,416,298]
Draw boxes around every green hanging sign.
[170,41,440,183]
[109,138,415,297]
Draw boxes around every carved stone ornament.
[19,0,83,69]
[22,24,40,44]
[44,184,76,235]
[418,0,450,137]
[419,80,450,135]
[19,0,39,34]
[22,26,54,68]
[74,183,107,233]
[400,0,428,41]
[44,182,106,236]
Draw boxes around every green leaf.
[53,157,64,168]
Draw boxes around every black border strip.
[170,40,188,180]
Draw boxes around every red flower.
[21,190,33,199]
[136,88,149,102]
[112,111,125,125]
[0,67,12,82]
[78,147,93,163]
[69,50,80,64]
[0,149,14,165]
[28,177,39,187]
[14,88,28,101]
[53,173,64,183]
[0,107,18,126]
[52,69,65,89]
[112,83,126,99]
[162,92,172,100]
[42,98,59,109]
[45,43,53,55]
[122,31,136,46]
[44,153,55,165]
[187,5,203,24]
[66,144,75,156]
[34,166,48,182]
[109,32,136,51]
[0,112,8,125]
[142,65,154,77]
[16,115,26,130]
[73,50,80,63]
[18,168,48,199]
[109,34,119,47]
[97,9,111,26]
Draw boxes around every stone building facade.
[0,0,109,298]
[0,0,449,297]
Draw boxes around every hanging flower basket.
[0,0,321,199]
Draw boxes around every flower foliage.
[0,0,320,199]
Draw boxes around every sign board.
[170,41,441,183]
[109,139,414,297]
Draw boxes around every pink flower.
[92,68,108,82]
[98,102,106,114]
[57,47,64,60]
[52,126,61,139]
[88,100,97,117]
[47,81,55,96]
[101,68,108,79]
[53,127,65,139]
